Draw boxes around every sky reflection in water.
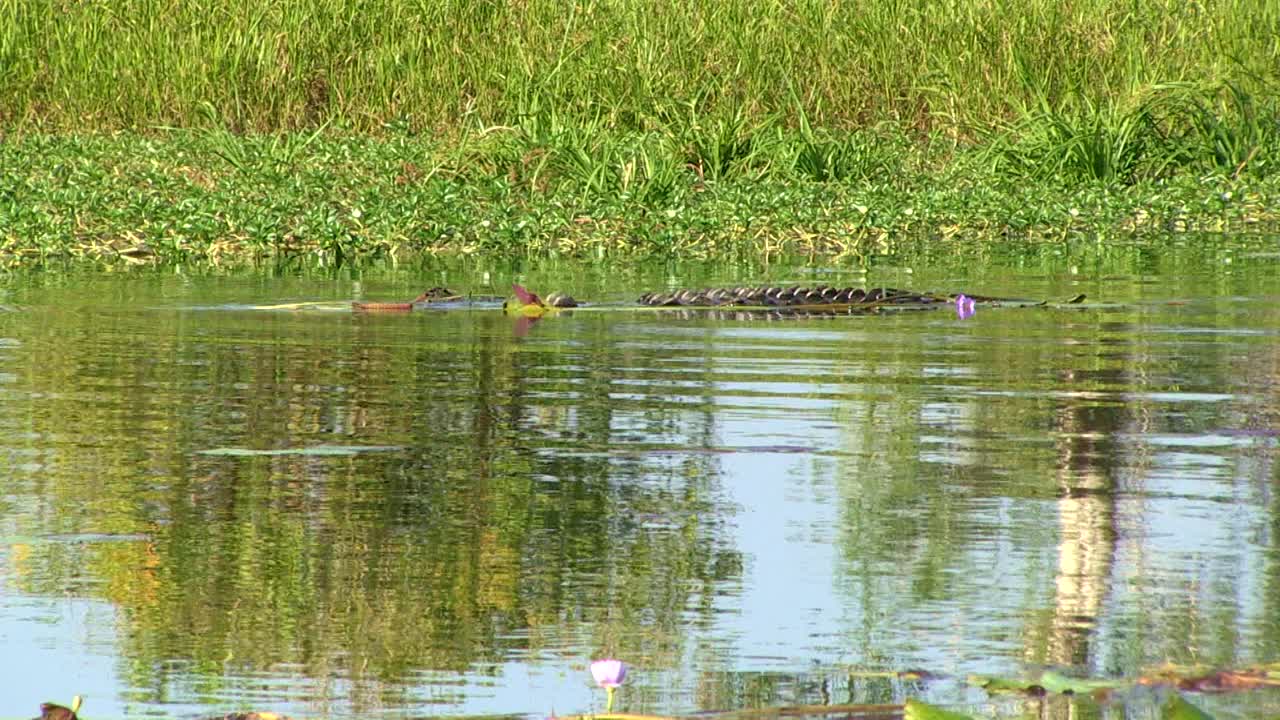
[1,255,1279,719]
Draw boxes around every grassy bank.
[2,0,1278,268]
[2,125,1277,270]
[2,0,1277,134]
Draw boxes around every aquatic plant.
[3,128,1279,269]
[590,658,627,712]
[984,82,1280,185]
[1165,81,1280,178]
[904,699,976,720]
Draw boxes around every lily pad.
[971,670,1124,696]
[904,699,976,720]
[1163,694,1215,720]
[1037,670,1126,694]
[197,445,403,456]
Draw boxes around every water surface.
[2,242,1280,719]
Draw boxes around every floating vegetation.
[1,0,1278,267]
[550,694,1222,720]
[971,670,1127,696]
[2,121,1278,270]
[537,658,1270,720]
[970,663,1280,698]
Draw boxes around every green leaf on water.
[904,699,976,720]
[1037,670,1126,694]
[970,670,1124,695]
[968,674,1035,693]
[197,445,402,456]
[1162,694,1215,720]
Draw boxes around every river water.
[2,239,1279,719]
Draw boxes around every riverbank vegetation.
[3,120,1276,269]
[4,0,1277,134]
[1,0,1278,267]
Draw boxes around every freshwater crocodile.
[352,285,1086,314]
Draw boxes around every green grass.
[1,0,1277,135]
[983,82,1280,183]
[2,127,1277,270]
[2,0,1279,267]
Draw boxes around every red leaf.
[511,283,544,306]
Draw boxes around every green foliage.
[1,0,1277,134]
[789,128,905,183]
[2,0,1278,268]
[905,699,976,720]
[1165,81,1280,177]
[785,91,905,183]
[199,116,333,177]
[1163,694,1216,720]
[992,94,1165,184]
[970,670,1125,695]
[681,109,762,181]
[985,83,1280,184]
[3,126,1279,269]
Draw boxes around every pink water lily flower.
[590,658,627,688]
[955,294,976,320]
[591,658,627,712]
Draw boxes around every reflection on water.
[2,254,1280,719]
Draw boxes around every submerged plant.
[590,658,628,712]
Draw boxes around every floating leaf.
[904,699,976,720]
[1037,670,1126,694]
[970,674,1045,694]
[971,670,1123,696]
[1162,694,1216,720]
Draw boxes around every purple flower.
[590,658,627,688]
[955,294,976,320]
